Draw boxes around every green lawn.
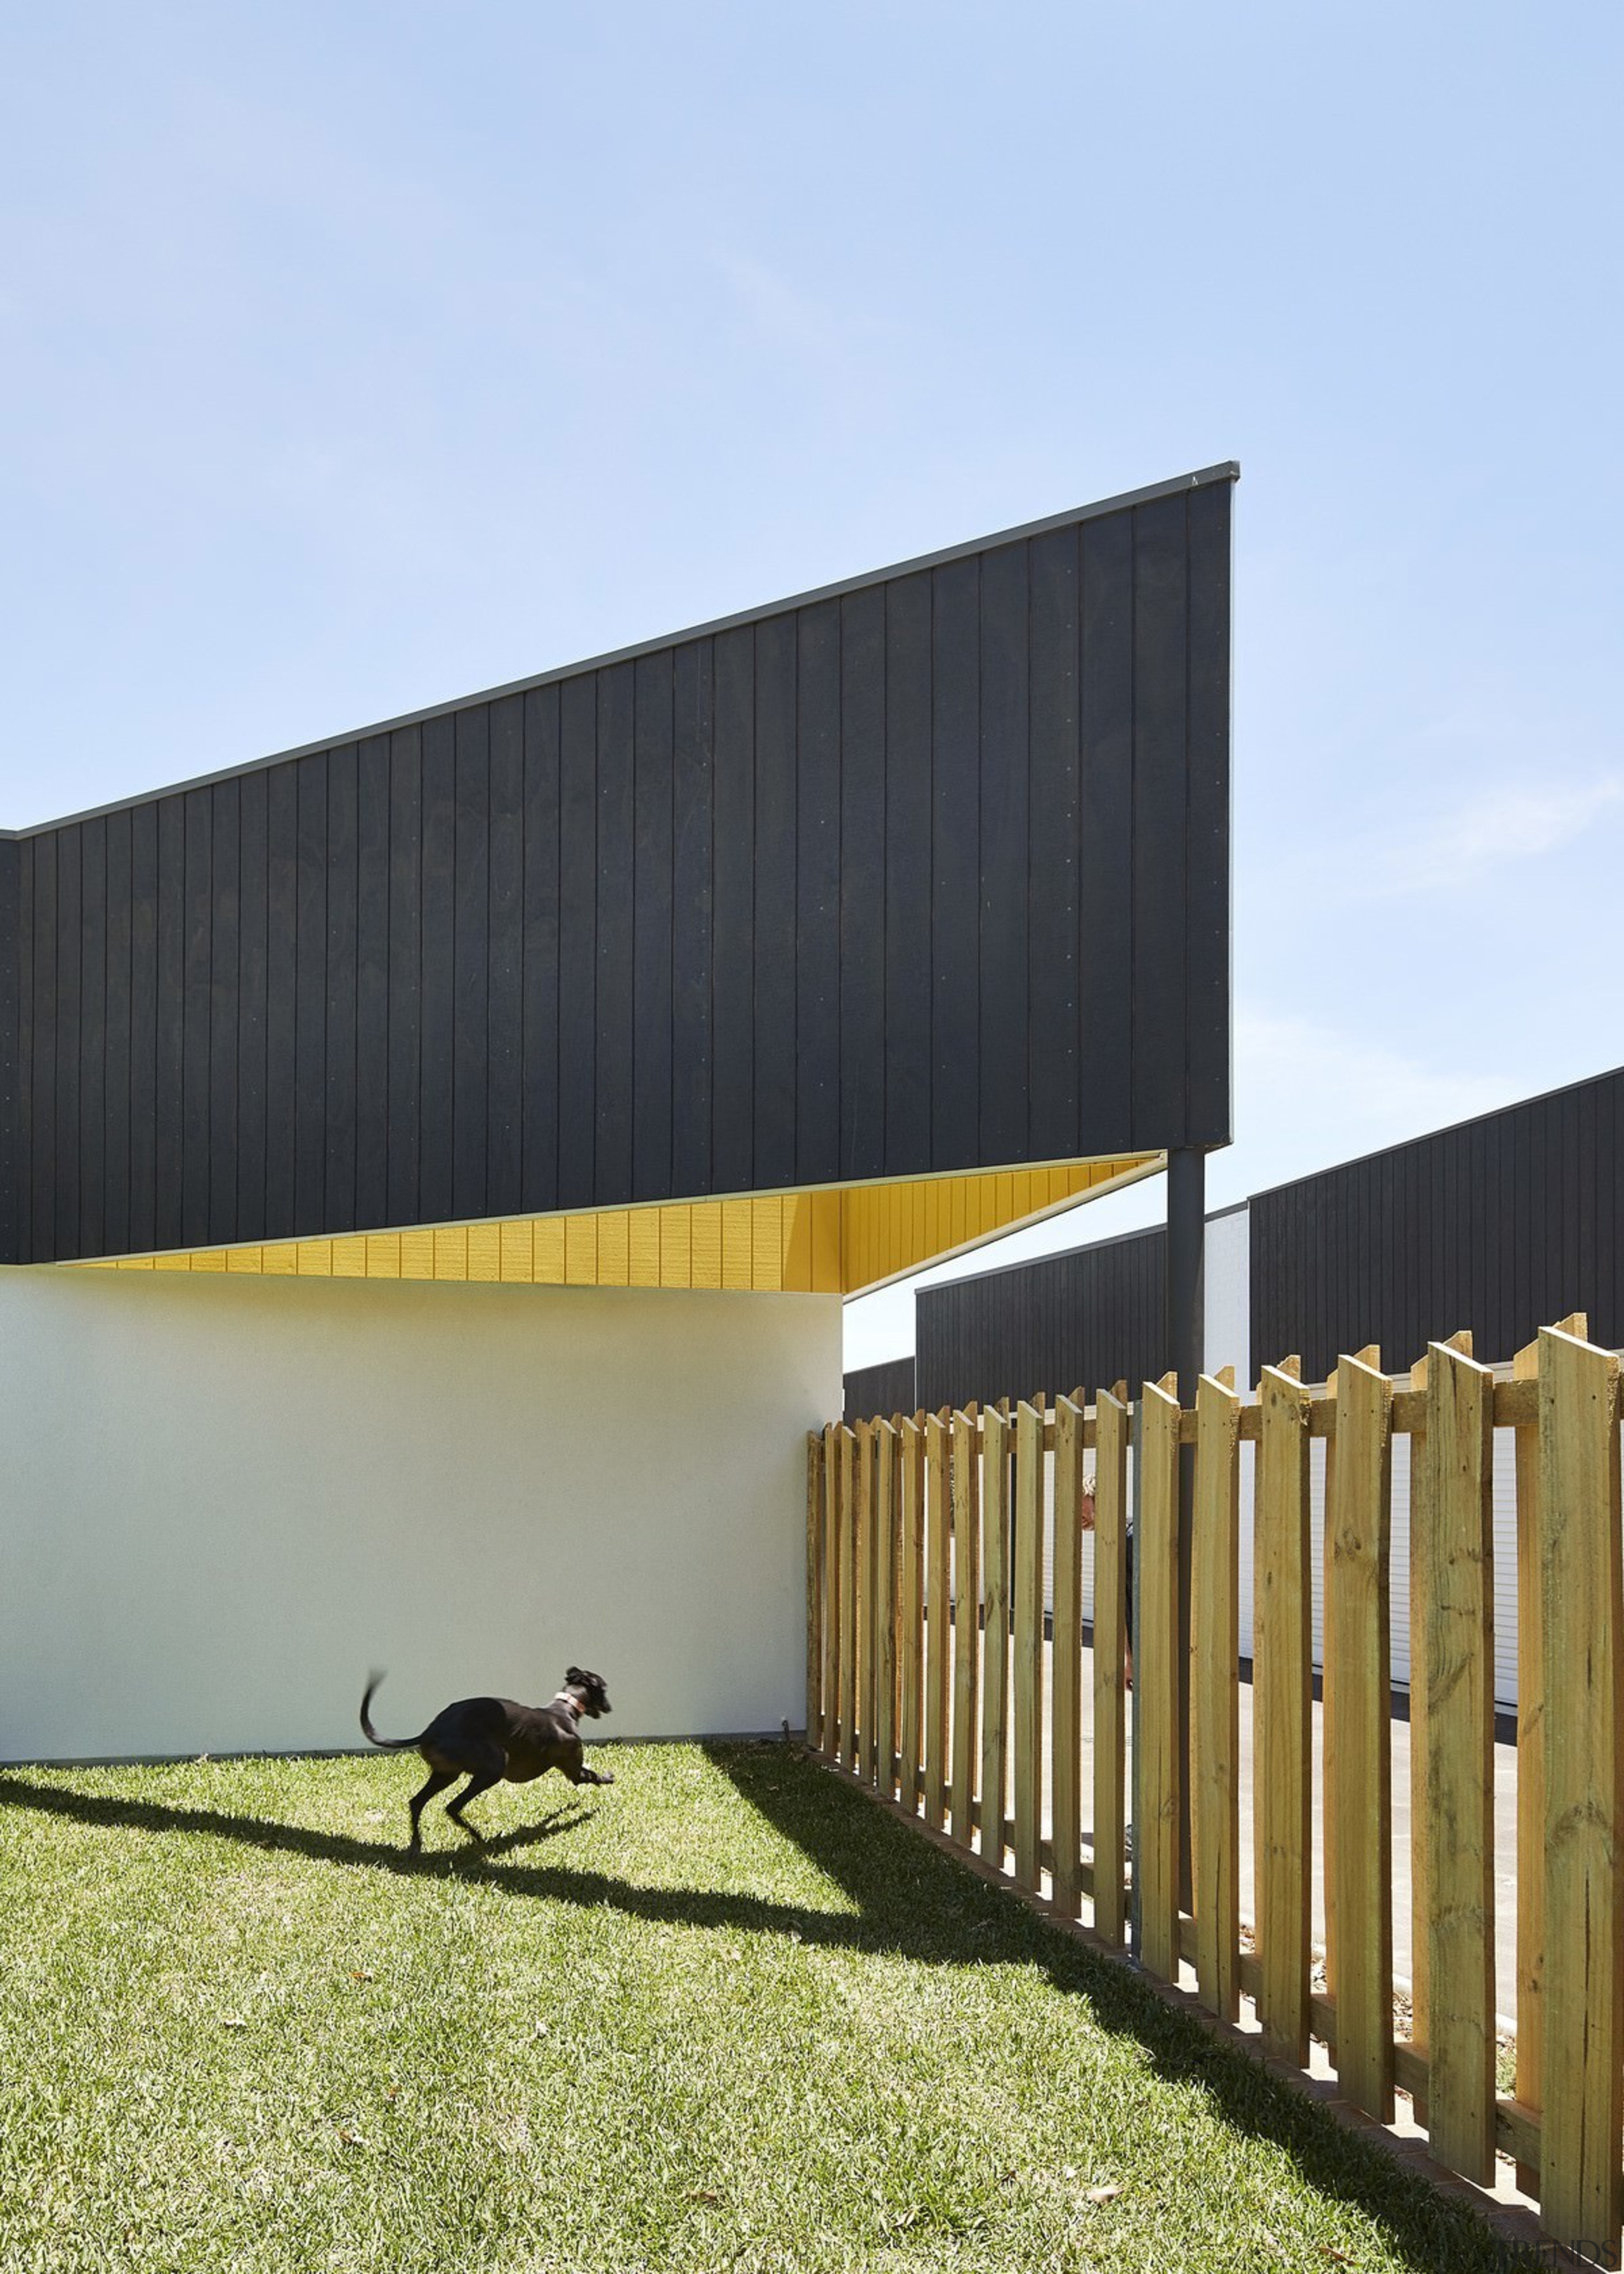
[1,1742,1507,2272]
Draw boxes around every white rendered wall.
[0,1268,841,1763]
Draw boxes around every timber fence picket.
[813,1323,1624,2259]
[951,1409,981,1845]
[924,1415,950,1831]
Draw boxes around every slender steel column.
[1167,1146,1207,1905]
[1167,1147,1207,1405]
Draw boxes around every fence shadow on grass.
[709,1744,1528,2274]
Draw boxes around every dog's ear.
[565,1665,583,1687]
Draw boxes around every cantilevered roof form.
[0,464,1234,1292]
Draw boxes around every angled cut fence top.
[807,1317,1624,2263]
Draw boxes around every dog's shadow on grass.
[0,1773,599,1884]
[0,1761,887,1949]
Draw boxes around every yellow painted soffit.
[69,1154,1161,1297]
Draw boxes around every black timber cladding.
[915,1228,1166,1416]
[842,1356,918,1423]
[1248,1065,1624,1377]
[0,467,1234,1264]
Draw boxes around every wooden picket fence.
[806,1317,1624,2261]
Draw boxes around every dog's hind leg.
[407,1766,458,1851]
[445,1743,506,1841]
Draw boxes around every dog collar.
[553,1692,585,1719]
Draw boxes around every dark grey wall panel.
[0,467,1234,1261]
[594,662,635,1207]
[978,542,1029,1169]
[102,808,131,1258]
[669,641,713,1200]
[485,696,524,1221]
[752,612,797,1194]
[1249,1067,1624,1377]
[324,748,358,1239]
[916,1230,1167,1416]
[632,652,674,1204]
[0,840,18,1265]
[709,624,754,1200]
[519,691,559,1213]
[417,720,454,1226]
[451,706,489,1225]
[355,733,392,1230]
[837,586,885,1182]
[79,817,107,1259]
[843,1355,918,1424]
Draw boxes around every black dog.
[360,1666,615,1851]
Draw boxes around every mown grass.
[1,1742,1509,2273]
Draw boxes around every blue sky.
[2,4,1618,1359]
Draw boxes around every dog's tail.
[359,1671,417,1749]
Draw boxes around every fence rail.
[806,1317,1623,2260]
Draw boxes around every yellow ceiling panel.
[73,1153,1161,1296]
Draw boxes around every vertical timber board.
[1424,1339,1496,2186]
[1323,1340,1375,2018]
[1322,1365,1339,2006]
[416,728,454,1224]
[1255,1363,1313,2065]
[925,1415,951,1832]
[750,615,796,1190]
[1511,1313,1586,2190]
[1183,476,1232,1141]
[449,706,490,1223]
[1511,1310,1581,2191]
[898,1419,926,1813]
[875,1422,899,1800]
[821,1424,840,1759]
[856,1422,877,1783]
[838,588,884,1183]
[1138,1376,1183,1983]
[670,640,714,1200]
[594,664,636,1203]
[883,575,931,1183]
[1329,1353,1396,2123]
[386,726,424,1228]
[632,650,676,1202]
[1092,1389,1130,1945]
[1191,1371,1241,2022]
[1540,1325,1624,2255]
[977,543,1029,1168]
[980,1405,1011,1870]
[806,1432,825,1748]
[1513,1332,1544,2188]
[1128,494,1188,1150]
[950,1410,981,1843]
[1013,1400,1045,1892]
[484,699,523,1218]
[930,559,980,1174]
[839,1426,858,1773]
[1026,528,1080,1160]
[1408,1348,1434,2063]
[1052,1395,1085,1918]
